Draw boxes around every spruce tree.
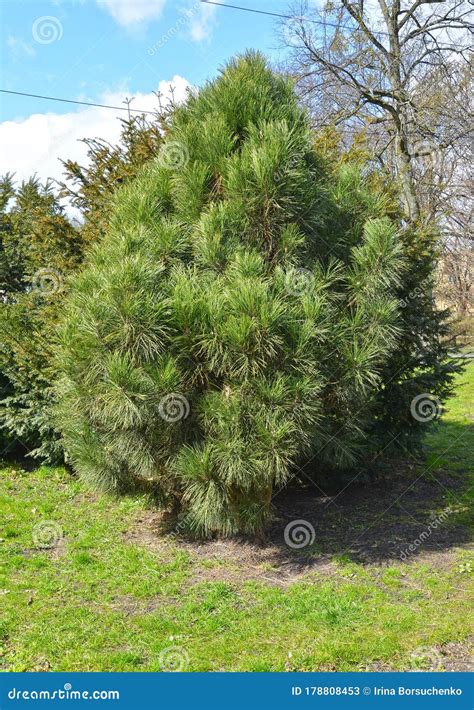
[56,53,404,535]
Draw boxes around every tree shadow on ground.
[266,419,473,570]
[160,420,473,579]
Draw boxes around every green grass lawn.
[1,365,473,672]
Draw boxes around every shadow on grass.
[264,418,473,569]
[162,419,473,575]
[4,420,471,576]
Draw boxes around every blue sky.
[0,1,298,188]
[0,1,415,189]
[1,0,293,121]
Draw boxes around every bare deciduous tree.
[283,0,472,223]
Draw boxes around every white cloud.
[96,0,216,41]
[0,77,190,195]
[187,2,217,42]
[96,0,166,28]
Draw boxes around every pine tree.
[56,53,405,535]
[308,131,462,459]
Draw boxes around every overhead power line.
[200,0,391,36]
[2,92,471,187]
[201,0,311,23]
[0,89,157,116]
[0,87,383,134]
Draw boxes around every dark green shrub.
[370,225,462,453]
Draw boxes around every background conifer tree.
[0,114,163,461]
[0,176,79,460]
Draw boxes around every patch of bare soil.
[439,640,474,672]
[21,536,67,560]
[125,458,472,584]
[363,637,474,672]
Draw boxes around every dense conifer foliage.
[0,176,79,460]
[55,54,409,534]
[0,116,162,461]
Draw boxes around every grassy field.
[1,365,472,672]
